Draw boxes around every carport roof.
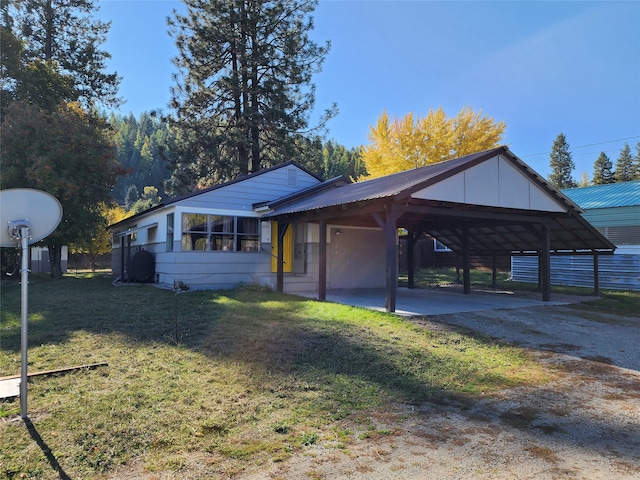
[260,146,615,255]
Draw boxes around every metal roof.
[264,147,583,216]
[263,147,615,255]
[562,180,640,210]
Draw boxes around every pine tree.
[548,133,577,189]
[9,0,120,108]
[168,0,336,193]
[614,143,634,183]
[592,152,614,185]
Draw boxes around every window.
[181,214,259,252]
[166,213,174,251]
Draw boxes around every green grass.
[1,275,551,478]
[400,267,640,316]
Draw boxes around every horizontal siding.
[582,206,640,227]
[511,255,640,291]
[178,167,320,211]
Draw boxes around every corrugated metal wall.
[511,255,640,291]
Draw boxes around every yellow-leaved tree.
[69,203,129,272]
[361,106,506,179]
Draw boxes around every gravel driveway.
[242,299,640,480]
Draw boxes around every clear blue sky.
[97,0,640,179]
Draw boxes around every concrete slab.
[296,287,584,316]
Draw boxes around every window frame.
[181,213,260,252]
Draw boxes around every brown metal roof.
[263,147,615,255]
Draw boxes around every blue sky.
[97,0,640,179]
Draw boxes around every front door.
[271,221,293,273]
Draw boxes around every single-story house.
[512,180,640,291]
[109,146,615,311]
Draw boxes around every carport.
[262,147,615,312]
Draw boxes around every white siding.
[412,154,568,213]
[178,166,320,211]
[327,226,386,289]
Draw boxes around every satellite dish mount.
[0,189,62,420]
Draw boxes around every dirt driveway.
[245,301,640,479]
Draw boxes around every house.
[109,161,326,291]
[109,147,614,311]
[511,180,640,291]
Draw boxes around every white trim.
[115,223,158,237]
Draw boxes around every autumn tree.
[614,143,635,183]
[167,0,335,193]
[360,106,505,179]
[1,0,121,276]
[548,133,577,189]
[0,101,120,277]
[592,152,614,185]
[69,203,127,272]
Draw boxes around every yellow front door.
[271,222,293,272]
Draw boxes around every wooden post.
[491,253,498,289]
[407,230,415,289]
[276,222,289,293]
[463,226,471,294]
[540,226,551,301]
[120,236,125,282]
[126,235,132,283]
[373,209,400,313]
[318,220,327,301]
[384,212,398,312]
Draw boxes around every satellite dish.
[0,189,62,420]
[0,189,63,247]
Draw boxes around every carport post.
[540,226,551,301]
[276,222,289,293]
[318,220,327,301]
[462,226,471,294]
[407,230,415,289]
[374,209,400,312]
[491,253,498,289]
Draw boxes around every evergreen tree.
[1,0,120,276]
[614,143,634,183]
[168,0,336,193]
[124,184,140,211]
[548,133,577,189]
[8,0,120,108]
[592,152,614,185]
[322,140,366,180]
[110,112,173,204]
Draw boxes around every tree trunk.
[229,3,248,175]
[48,245,63,279]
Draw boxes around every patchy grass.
[400,268,640,318]
[1,275,549,478]
[578,289,640,317]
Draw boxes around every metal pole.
[19,227,30,419]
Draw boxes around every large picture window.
[181,214,259,252]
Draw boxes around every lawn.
[2,274,553,478]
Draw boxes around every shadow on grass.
[25,418,72,480]
[2,277,640,470]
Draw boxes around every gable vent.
[287,168,297,187]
